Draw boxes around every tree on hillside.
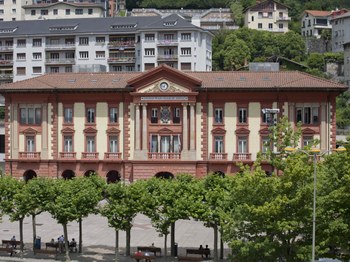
[336,91,350,129]
[224,38,250,70]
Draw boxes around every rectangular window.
[181,48,191,56]
[79,51,89,59]
[64,136,73,152]
[150,135,158,152]
[126,65,134,71]
[269,23,273,29]
[111,66,122,72]
[258,23,262,29]
[64,107,73,123]
[151,108,158,123]
[160,136,171,153]
[66,9,70,15]
[214,108,223,124]
[12,8,16,14]
[173,135,180,153]
[181,63,191,71]
[65,66,72,72]
[41,9,48,15]
[32,66,41,74]
[79,37,89,46]
[0,9,4,14]
[238,137,247,153]
[279,23,283,29]
[20,107,41,125]
[31,10,35,16]
[88,8,93,15]
[17,67,26,75]
[109,107,118,123]
[296,106,319,125]
[86,107,95,123]
[95,51,105,58]
[86,136,95,152]
[26,136,35,152]
[145,48,155,56]
[303,136,313,147]
[75,9,83,15]
[96,37,105,43]
[251,16,254,21]
[17,53,26,60]
[17,39,26,47]
[33,39,42,47]
[181,33,191,41]
[50,67,59,73]
[109,136,118,153]
[261,137,270,153]
[239,108,247,123]
[32,52,42,60]
[173,108,180,123]
[145,34,155,41]
[53,9,58,15]
[65,52,75,59]
[214,136,224,153]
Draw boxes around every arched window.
[84,170,95,177]
[23,170,37,182]
[62,169,75,180]
[154,172,174,179]
[106,170,121,183]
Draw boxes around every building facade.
[1,65,346,181]
[301,10,333,38]
[344,42,350,88]
[0,15,212,84]
[0,0,27,21]
[243,0,290,33]
[331,11,350,52]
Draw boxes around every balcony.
[148,152,181,160]
[0,73,13,80]
[104,152,122,160]
[107,57,135,63]
[0,60,13,66]
[19,152,40,160]
[59,152,76,160]
[45,59,75,65]
[157,55,178,61]
[108,41,135,49]
[0,46,13,51]
[45,44,75,50]
[81,152,99,161]
[233,153,251,161]
[210,153,228,160]
[157,39,178,46]
[276,16,291,21]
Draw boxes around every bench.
[34,248,58,256]
[2,240,21,248]
[0,247,15,256]
[45,242,59,251]
[137,246,161,256]
[186,249,210,258]
[178,256,204,262]
[131,254,156,262]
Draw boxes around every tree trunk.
[170,222,175,256]
[164,233,168,261]
[126,227,131,256]
[19,218,24,258]
[32,214,36,252]
[213,224,218,262]
[79,217,82,253]
[63,223,71,261]
[115,230,119,262]
[220,236,224,259]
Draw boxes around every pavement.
[0,212,230,262]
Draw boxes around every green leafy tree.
[336,91,350,129]
[307,53,324,71]
[230,1,244,27]
[223,38,250,70]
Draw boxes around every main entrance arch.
[62,169,75,179]
[154,172,174,179]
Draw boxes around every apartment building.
[1,64,346,180]
[330,10,350,52]
[301,10,332,38]
[344,42,350,88]
[0,15,212,84]
[130,8,238,32]
[243,0,290,33]
[0,0,27,21]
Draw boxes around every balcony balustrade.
[107,57,135,63]
[19,152,40,160]
[210,153,228,160]
[45,59,75,65]
[104,152,122,160]
[233,153,251,161]
[59,152,76,159]
[82,152,99,159]
[148,152,181,160]
[45,44,75,50]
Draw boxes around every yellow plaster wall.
[119,103,124,156]
[75,103,85,158]
[48,103,53,160]
[249,103,261,161]
[19,134,24,152]
[196,103,202,160]
[207,103,213,156]
[129,103,135,160]
[37,134,42,151]
[96,103,108,159]
[225,103,236,160]
[57,103,63,153]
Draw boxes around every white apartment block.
[330,11,350,52]
[344,42,350,88]
[0,14,212,83]
[23,2,106,20]
[244,0,290,33]
[0,0,26,21]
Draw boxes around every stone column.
[189,103,195,151]
[135,104,140,150]
[142,103,147,151]
[182,103,188,151]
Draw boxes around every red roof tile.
[305,10,331,17]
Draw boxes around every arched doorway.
[84,170,96,177]
[155,172,174,179]
[106,170,121,183]
[62,170,75,180]
[23,170,37,182]
[213,171,225,178]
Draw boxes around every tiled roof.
[305,10,331,17]
[23,2,104,8]
[0,70,346,92]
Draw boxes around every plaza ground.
[0,212,230,262]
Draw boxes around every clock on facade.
[159,81,169,91]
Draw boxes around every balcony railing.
[0,60,13,65]
[82,152,99,159]
[234,153,251,161]
[148,152,181,160]
[108,41,136,48]
[0,74,13,80]
[157,39,178,46]
[276,16,291,21]
[59,152,76,159]
[104,152,122,160]
[19,152,40,159]
[107,57,135,63]
[210,153,228,160]
[157,55,178,61]
[45,44,75,50]
[45,59,75,65]
[0,46,13,51]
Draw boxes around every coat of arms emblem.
[160,106,170,123]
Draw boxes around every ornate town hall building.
[1,65,346,181]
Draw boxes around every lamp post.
[285,146,346,262]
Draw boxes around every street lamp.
[284,146,346,262]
